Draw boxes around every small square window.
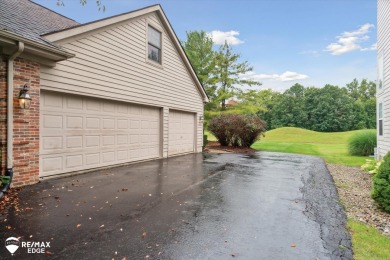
[148,26,161,63]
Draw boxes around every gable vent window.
[148,26,162,63]
[379,102,383,136]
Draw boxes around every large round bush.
[208,114,266,147]
[372,152,390,212]
[347,130,376,156]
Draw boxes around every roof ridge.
[29,0,80,24]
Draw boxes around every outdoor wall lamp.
[18,84,31,109]
[199,115,204,123]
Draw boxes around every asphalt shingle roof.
[0,0,79,49]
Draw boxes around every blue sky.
[34,0,377,92]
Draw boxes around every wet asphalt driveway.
[0,152,352,259]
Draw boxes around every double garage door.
[40,91,195,177]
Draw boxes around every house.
[377,0,390,158]
[226,99,238,107]
[0,0,208,187]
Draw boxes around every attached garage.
[40,91,161,177]
[0,3,208,187]
[168,110,195,156]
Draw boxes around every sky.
[33,0,377,92]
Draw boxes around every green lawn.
[205,130,217,141]
[348,220,390,260]
[251,127,374,166]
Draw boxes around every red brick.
[0,57,39,187]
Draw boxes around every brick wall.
[0,57,40,187]
[0,57,6,177]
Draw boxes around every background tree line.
[182,31,376,132]
[256,80,376,132]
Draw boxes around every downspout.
[1,42,24,198]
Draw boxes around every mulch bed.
[205,141,256,154]
[327,164,390,236]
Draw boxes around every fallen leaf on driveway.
[291,243,297,247]
[142,232,147,238]
[231,253,235,257]
[100,224,105,228]
[76,224,81,228]
[45,251,54,256]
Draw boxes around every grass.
[348,220,390,259]
[251,127,373,166]
[205,130,217,141]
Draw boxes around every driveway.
[0,152,352,259]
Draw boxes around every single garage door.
[168,110,195,156]
[40,91,161,177]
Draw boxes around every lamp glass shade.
[19,92,31,109]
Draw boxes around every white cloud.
[208,30,244,45]
[361,42,377,51]
[325,23,375,55]
[242,71,309,82]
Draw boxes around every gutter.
[0,30,75,60]
[0,41,24,199]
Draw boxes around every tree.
[254,89,282,130]
[271,84,308,129]
[213,42,260,109]
[346,78,376,101]
[305,85,355,132]
[182,31,217,109]
[346,78,376,129]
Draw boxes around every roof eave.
[0,30,75,61]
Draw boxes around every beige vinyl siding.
[378,0,390,157]
[40,12,204,155]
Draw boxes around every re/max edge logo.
[5,237,51,255]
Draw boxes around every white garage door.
[40,91,160,177]
[168,110,195,156]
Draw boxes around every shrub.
[372,152,390,212]
[208,114,266,147]
[208,115,230,146]
[361,159,383,174]
[348,130,376,156]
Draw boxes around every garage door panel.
[40,91,161,177]
[168,110,195,156]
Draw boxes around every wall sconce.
[199,115,204,123]
[18,84,31,109]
